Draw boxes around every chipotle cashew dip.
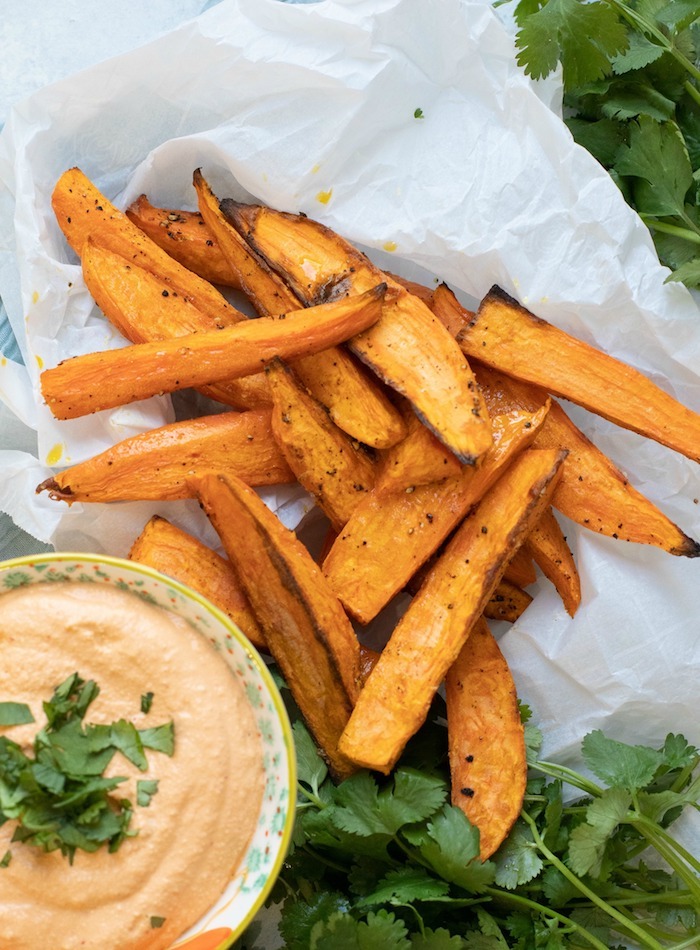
[0,580,265,950]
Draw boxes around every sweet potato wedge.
[459,285,700,464]
[407,556,533,624]
[483,579,533,623]
[525,507,581,616]
[36,409,292,503]
[52,167,240,328]
[502,546,538,589]
[193,170,405,449]
[125,194,242,288]
[323,402,551,625]
[128,515,266,651]
[190,472,360,780]
[81,231,270,410]
[374,407,463,494]
[41,283,387,420]
[445,616,527,859]
[338,447,567,773]
[472,360,700,558]
[224,202,493,464]
[267,359,376,530]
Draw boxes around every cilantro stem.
[520,809,666,950]
[533,760,602,798]
[629,816,700,903]
[641,217,700,246]
[483,886,610,950]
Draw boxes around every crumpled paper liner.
[0,0,698,841]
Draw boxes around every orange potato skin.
[445,617,527,860]
[125,194,242,288]
[128,516,266,651]
[36,409,292,503]
[190,472,361,780]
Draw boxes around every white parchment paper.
[1,0,698,823]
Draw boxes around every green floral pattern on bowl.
[0,552,296,949]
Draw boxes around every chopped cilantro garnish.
[413,107,424,119]
[0,702,35,726]
[0,850,11,868]
[149,916,166,929]
[137,780,159,807]
[0,674,175,862]
[140,691,154,714]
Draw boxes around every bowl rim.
[0,550,297,948]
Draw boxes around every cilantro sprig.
[251,694,699,950]
[505,0,700,288]
[0,674,173,864]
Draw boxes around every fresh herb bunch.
[242,695,699,949]
[0,673,174,864]
[505,0,700,288]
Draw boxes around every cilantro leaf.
[333,769,446,837]
[493,822,543,889]
[410,928,467,948]
[137,779,159,807]
[356,867,450,909]
[294,720,328,795]
[515,0,628,87]
[140,692,154,714]
[279,892,351,950]
[567,787,632,877]
[580,730,665,791]
[312,909,411,950]
[110,720,148,771]
[138,721,175,756]
[418,806,495,894]
[0,702,35,726]
[614,117,693,218]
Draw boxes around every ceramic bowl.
[0,551,296,950]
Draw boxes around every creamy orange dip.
[0,582,264,950]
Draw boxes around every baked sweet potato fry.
[224,202,493,464]
[125,194,242,288]
[338,447,567,773]
[81,231,270,410]
[193,170,406,449]
[483,578,533,623]
[128,515,266,651]
[445,617,526,859]
[40,283,387,420]
[502,546,538,589]
[323,401,551,625]
[52,167,240,327]
[267,359,376,530]
[36,409,292,503]
[525,506,581,616]
[433,283,700,557]
[374,408,462,494]
[407,557,533,624]
[459,285,700,464]
[471,359,700,558]
[190,472,360,780]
